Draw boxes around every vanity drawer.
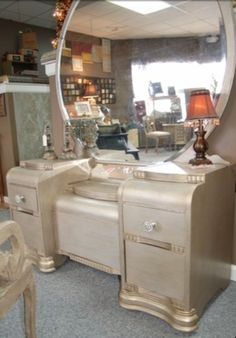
[12,210,45,255]
[123,204,186,246]
[8,184,38,213]
[125,241,185,301]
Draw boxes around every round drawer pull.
[143,221,157,233]
[15,194,25,204]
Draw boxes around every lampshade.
[84,83,98,97]
[187,89,218,120]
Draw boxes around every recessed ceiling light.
[107,1,170,15]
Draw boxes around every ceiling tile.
[159,26,192,37]
[0,0,226,40]
[77,1,116,16]
[0,1,15,10]
[37,10,55,22]
[0,9,31,23]
[25,17,55,29]
[143,22,174,33]
[5,0,53,16]
[177,0,215,13]
[100,9,138,23]
[180,21,218,35]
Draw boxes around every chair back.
[142,116,156,134]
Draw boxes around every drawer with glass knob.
[123,204,186,247]
[8,184,38,214]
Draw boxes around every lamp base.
[189,157,212,166]
[190,120,213,166]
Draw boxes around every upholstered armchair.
[97,123,139,160]
[142,116,171,153]
[0,220,36,338]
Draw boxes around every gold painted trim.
[171,244,185,254]
[38,256,56,273]
[58,250,120,275]
[119,288,198,332]
[133,169,205,184]
[125,233,185,254]
[33,252,66,273]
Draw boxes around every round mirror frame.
[55,0,236,160]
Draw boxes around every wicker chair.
[142,116,171,153]
[0,220,36,338]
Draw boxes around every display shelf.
[61,75,116,105]
[2,60,38,77]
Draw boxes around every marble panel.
[13,92,51,160]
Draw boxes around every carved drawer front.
[12,210,45,255]
[8,184,38,214]
[125,241,185,301]
[123,204,186,246]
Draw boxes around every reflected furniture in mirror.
[6,0,236,334]
[142,116,171,152]
[162,123,192,150]
[97,123,139,160]
[0,220,36,338]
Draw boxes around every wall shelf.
[61,75,116,106]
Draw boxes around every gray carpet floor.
[0,209,236,338]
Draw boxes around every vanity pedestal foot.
[119,289,198,333]
[38,254,67,273]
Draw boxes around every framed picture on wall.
[0,94,6,117]
[74,101,92,117]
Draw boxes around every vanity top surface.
[73,178,121,201]
[133,160,227,183]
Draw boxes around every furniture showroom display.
[7,157,234,332]
[5,0,236,334]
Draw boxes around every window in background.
[132,59,226,120]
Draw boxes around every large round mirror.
[55,0,235,163]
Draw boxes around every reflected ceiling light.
[107,1,170,15]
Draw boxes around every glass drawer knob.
[15,195,25,204]
[143,221,157,232]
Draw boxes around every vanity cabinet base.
[119,288,198,333]
[119,165,234,332]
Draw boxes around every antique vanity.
[6,0,236,333]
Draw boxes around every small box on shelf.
[6,54,24,62]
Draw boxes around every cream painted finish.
[7,159,93,272]
[55,192,121,274]
[119,163,234,331]
[8,185,39,214]
[6,157,235,332]
[123,204,186,247]
[125,241,185,300]
[12,211,45,256]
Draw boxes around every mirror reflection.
[59,0,226,162]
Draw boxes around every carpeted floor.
[0,209,236,338]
